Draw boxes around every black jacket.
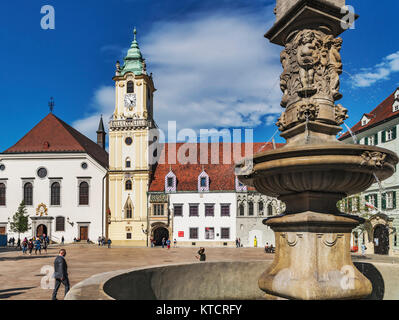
[53,256,68,279]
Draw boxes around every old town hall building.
[0,29,282,247]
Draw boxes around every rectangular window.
[189,228,198,239]
[205,227,215,240]
[167,177,174,188]
[0,183,5,206]
[205,204,214,217]
[200,177,207,187]
[189,204,199,217]
[221,204,230,217]
[55,217,65,232]
[386,192,396,209]
[153,204,164,216]
[221,228,230,239]
[127,233,132,239]
[174,205,183,217]
[126,208,133,219]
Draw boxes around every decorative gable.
[165,170,176,193]
[235,176,247,192]
[198,170,209,192]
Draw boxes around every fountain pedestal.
[260,212,370,300]
[236,0,399,300]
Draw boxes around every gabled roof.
[339,88,399,140]
[3,113,108,168]
[149,142,283,192]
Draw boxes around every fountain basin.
[237,143,398,198]
[64,260,399,300]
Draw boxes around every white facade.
[170,192,237,247]
[0,153,107,243]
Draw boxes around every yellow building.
[107,29,157,246]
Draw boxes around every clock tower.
[108,28,156,246]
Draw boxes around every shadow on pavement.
[354,262,385,300]
[0,286,36,299]
[0,255,56,262]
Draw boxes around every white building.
[340,87,399,255]
[0,113,108,243]
[147,142,282,247]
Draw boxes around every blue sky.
[0,0,399,151]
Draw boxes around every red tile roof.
[339,88,399,140]
[3,113,109,168]
[149,142,283,192]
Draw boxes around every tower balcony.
[109,119,154,131]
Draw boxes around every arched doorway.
[153,227,169,246]
[37,224,47,238]
[374,224,389,255]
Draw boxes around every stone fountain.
[236,0,399,300]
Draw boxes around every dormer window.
[393,89,399,112]
[235,177,247,192]
[127,81,134,93]
[165,170,176,193]
[198,171,209,192]
[361,115,370,127]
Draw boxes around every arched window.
[126,206,133,219]
[248,202,254,216]
[56,217,65,232]
[125,180,132,191]
[127,81,134,93]
[79,182,89,205]
[267,203,273,216]
[24,182,33,206]
[258,201,264,215]
[51,182,61,206]
[239,203,245,216]
[126,157,131,168]
[0,183,5,206]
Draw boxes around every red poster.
[178,231,184,237]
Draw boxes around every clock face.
[124,93,136,110]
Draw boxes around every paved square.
[0,245,273,300]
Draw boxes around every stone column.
[234,0,397,300]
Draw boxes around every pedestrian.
[102,237,105,246]
[235,238,239,248]
[28,239,33,255]
[265,242,269,253]
[195,247,206,262]
[174,239,177,248]
[61,236,64,245]
[161,237,166,249]
[238,238,241,247]
[17,238,21,250]
[43,238,48,254]
[52,249,70,300]
[150,237,154,248]
[166,239,171,250]
[254,236,258,248]
[22,239,27,254]
[107,238,112,248]
[98,236,102,246]
[35,238,42,255]
[361,243,367,256]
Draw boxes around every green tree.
[10,201,30,239]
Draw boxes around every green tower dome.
[120,28,145,76]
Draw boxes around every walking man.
[61,236,64,245]
[107,238,112,248]
[52,249,70,300]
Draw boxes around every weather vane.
[49,97,55,113]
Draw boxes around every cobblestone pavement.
[1,245,397,300]
[0,245,274,300]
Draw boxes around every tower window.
[126,158,131,168]
[0,183,5,206]
[248,202,254,216]
[125,180,132,191]
[127,81,134,93]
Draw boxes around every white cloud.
[73,6,283,139]
[73,86,114,141]
[352,50,399,88]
